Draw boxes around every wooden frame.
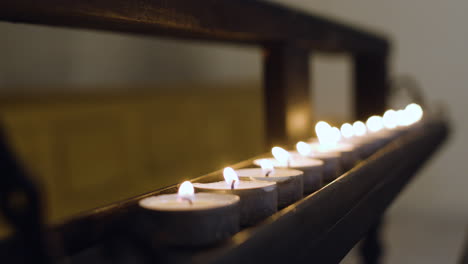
[0,0,390,147]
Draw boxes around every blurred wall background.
[0,0,466,262]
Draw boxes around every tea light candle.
[193,167,277,227]
[339,123,367,165]
[237,163,303,209]
[367,115,397,143]
[308,141,358,172]
[253,147,324,194]
[348,120,379,159]
[351,116,390,157]
[401,103,425,131]
[138,181,240,246]
[294,141,341,183]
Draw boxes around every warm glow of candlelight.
[315,121,331,139]
[296,141,312,156]
[396,109,411,127]
[353,121,367,136]
[340,123,354,138]
[383,110,398,129]
[366,116,384,132]
[405,103,423,123]
[223,167,239,188]
[315,121,339,146]
[259,159,274,170]
[331,127,341,142]
[272,146,291,165]
[259,159,275,176]
[178,181,195,200]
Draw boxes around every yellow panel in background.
[0,82,264,237]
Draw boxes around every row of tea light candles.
[138,103,424,246]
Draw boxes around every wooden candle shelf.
[0,116,445,263]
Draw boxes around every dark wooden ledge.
[0,0,389,53]
[0,116,448,263]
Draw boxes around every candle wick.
[181,197,193,205]
[265,170,272,177]
[231,180,236,190]
[287,159,290,168]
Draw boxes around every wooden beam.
[0,0,389,53]
[353,52,390,120]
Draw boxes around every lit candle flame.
[340,123,354,138]
[272,146,291,166]
[315,121,331,141]
[178,181,195,204]
[331,127,342,142]
[383,110,398,129]
[396,109,411,127]
[353,121,367,136]
[259,159,275,176]
[296,141,311,156]
[405,103,423,123]
[315,121,339,146]
[223,167,239,189]
[366,115,384,133]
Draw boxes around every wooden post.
[263,44,312,149]
[354,51,389,264]
[353,52,389,120]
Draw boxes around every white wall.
[0,23,261,89]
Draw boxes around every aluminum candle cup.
[193,181,277,227]
[309,142,359,172]
[344,137,380,159]
[335,145,359,172]
[367,130,396,149]
[350,131,395,159]
[291,149,341,183]
[138,193,240,246]
[253,157,323,194]
[307,151,341,182]
[236,168,304,209]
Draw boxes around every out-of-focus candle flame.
[353,121,367,136]
[405,103,423,123]
[223,167,239,188]
[383,110,398,129]
[315,121,332,130]
[296,141,312,156]
[272,146,291,165]
[259,159,275,176]
[331,127,341,142]
[366,115,384,133]
[178,181,195,200]
[315,121,339,146]
[315,121,331,139]
[396,109,412,127]
[340,123,354,139]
